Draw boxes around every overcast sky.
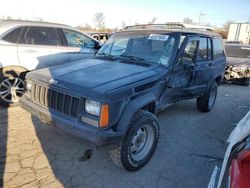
[1,0,249,28]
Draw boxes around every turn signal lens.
[100,104,109,128]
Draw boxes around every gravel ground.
[0,84,249,188]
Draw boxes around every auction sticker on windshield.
[148,34,169,41]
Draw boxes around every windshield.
[225,44,250,58]
[97,32,178,66]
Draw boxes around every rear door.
[0,27,23,67]
[189,36,213,95]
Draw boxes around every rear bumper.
[20,97,124,147]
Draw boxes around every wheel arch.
[0,66,29,79]
[116,94,157,132]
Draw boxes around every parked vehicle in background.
[88,32,112,44]
[224,44,250,86]
[225,41,243,44]
[21,24,226,171]
[209,111,250,188]
[0,20,100,106]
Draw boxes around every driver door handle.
[23,49,37,53]
[209,62,214,67]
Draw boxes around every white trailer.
[227,23,250,45]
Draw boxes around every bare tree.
[223,20,235,31]
[121,21,126,29]
[6,16,13,20]
[76,23,92,31]
[148,17,157,24]
[36,17,45,22]
[183,17,194,24]
[93,12,105,30]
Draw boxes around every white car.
[0,20,100,106]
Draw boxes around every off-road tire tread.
[109,110,159,171]
[197,82,217,112]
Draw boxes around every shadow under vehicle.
[20,24,226,171]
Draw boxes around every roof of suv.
[0,20,74,36]
[117,29,220,38]
[120,24,221,37]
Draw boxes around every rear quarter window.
[2,27,23,43]
[213,38,224,60]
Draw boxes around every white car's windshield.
[97,32,178,66]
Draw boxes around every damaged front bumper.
[20,97,124,147]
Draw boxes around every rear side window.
[2,27,23,43]
[197,37,212,61]
[20,27,61,46]
[213,38,224,59]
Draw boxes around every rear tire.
[197,82,218,112]
[109,110,159,171]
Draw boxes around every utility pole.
[198,11,206,25]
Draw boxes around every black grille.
[31,83,80,118]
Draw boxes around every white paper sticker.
[148,34,169,41]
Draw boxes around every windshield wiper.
[120,54,152,66]
[96,52,116,60]
[120,54,146,61]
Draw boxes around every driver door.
[160,36,199,104]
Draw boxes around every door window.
[213,38,224,59]
[197,37,208,60]
[180,40,198,64]
[197,37,212,61]
[63,29,96,48]
[22,27,61,46]
[2,27,23,43]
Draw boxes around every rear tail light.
[238,149,250,180]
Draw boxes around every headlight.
[26,82,32,91]
[25,80,32,94]
[85,99,101,116]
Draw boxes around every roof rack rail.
[124,23,213,32]
[124,23,185,30]
[186,27,213,32]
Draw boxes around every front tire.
[0,72,25,107]
[109,110,160,171]
[197,82,218,112]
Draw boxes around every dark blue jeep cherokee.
[21,24,226,171]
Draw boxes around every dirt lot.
[0,84,250,188]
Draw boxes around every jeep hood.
[26,58,164,98]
